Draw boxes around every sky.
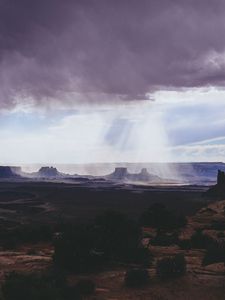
[0,0,225,164]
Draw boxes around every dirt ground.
[0,182,224,299]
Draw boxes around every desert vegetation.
[0,224,53,250]
[1,271,96,300]
[139,203,187,230]
[124,268,150,288]
[53,211,152,273]
[0,182,224,299]
[156,254,187,279]
[202,240,225,266]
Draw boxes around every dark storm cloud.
[1,0,225,108]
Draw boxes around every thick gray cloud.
[1,0,225,108]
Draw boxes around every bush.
[2,272,64,300]
[177,239,192,250]
[129,247,153,267]
[179,230,216,250]
[151,230,178,246]
[202,240,225,266]
[1,271,95,300]
[156,254,186,279]
[54,211,151,273]
[190,229,213,249]
[210,220,225,230]
[217,231,225,238]
[94,211,142,262]
[125,268,150,288]
[0,224,53,249]
[75,279,95,295]
[53,224,105,273]
[139,204,187,230]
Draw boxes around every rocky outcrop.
[107,167,162,182]
[37,167,60,177]
[10,167,22,175]
[0,166,18,178]
[217,170,225,186]
[135,168,161,182]
[108,167,129,180]
[206,170,225,198]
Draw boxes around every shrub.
[156,254,186,279]
[139,204,187,230]
[0,224,53,249]
[129,247,153,267]
[210,220,225,230]
[2,272,64,300]
[27,249,38,255]
[75,279,95,295]
[202,240,225,266]
[94,211,141,261]
[151,230,178,246]
[54,211,150,273]
[217,231,225,238]
[179,230,217,251]
[190,229,213,249]
[125,268,150,288]
[178,239,192,250]
[53,224,105,273]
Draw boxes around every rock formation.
[206,170,225,198]
[107,167,162,182]
[138,168,153,181]
[217,170,225,186]
[109,167,129,180]
[38,167,60,177]
[10,167,22,175]
[0,166,18,178]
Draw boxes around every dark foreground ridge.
[0,172,224,299]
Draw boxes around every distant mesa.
[3,163,224,185]
[132,168,162,182]
[37,166,60,177]
[138,168,154,181]
[0,166,19,178]
[109,167,128,180]
[10,166,22,175]
[107,167,162,182]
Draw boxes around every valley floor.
[0,181,224,299]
